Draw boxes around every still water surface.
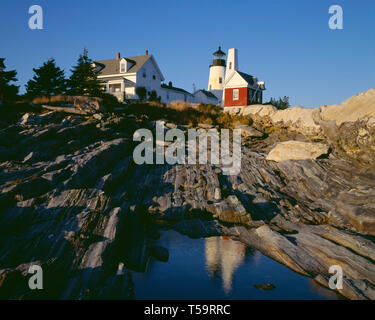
[132,230,339,300]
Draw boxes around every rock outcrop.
[226,104,321,135]
[266,141,329,162]
[236,124,264,138]
[319,89,375,125]
[227,88,375,138]
[0,90,375,300]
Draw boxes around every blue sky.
[1,0,374,107]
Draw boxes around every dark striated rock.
[0,102,374,300]
[329,189,375,236]
[236,124,264,138]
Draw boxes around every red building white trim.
[218,48,265,107]
[223,70,265,107]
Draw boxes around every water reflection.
[128,228,339,300]
[205,236,246,294]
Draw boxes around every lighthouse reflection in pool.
[131,230,339,300]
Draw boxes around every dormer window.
[120,63,126,73]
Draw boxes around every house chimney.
[168,81,172,87]
[146,50,149,56]
[116,52,120,60]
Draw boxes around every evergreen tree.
[279,96,290,110]
[0,58,19,101]
[25,58,67,98]
[68,48,103,96]
[266,96,290,110]
[148,90,161,102]
[135,86,147,101]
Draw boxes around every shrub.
[196,103,221,115]
[148,90,161,102]
[122,101,253,129]
[216,112,252,127]
[31,94,122,112]
[168,101,194,112]
[97,92,122,109]
[198,115,214,125]
[32,95,73,105]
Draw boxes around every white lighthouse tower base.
[208,46,226,105]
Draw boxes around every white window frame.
[233,89,239,100]
[120,63,126,73]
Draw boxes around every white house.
[94,51,165,102]
[193,89,219,105]
[160,81,195,103]
[94,51,198,104]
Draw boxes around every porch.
[104,79,136,102]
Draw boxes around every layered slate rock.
[236,124,264,138]
[0,90,375,299]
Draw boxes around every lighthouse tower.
[208,46,226,104]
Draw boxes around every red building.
[224,71,265,107]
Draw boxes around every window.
[229,62,232,70]
[219,77,222,84]
[233,89,239,100]
[143,69,146,78]
[120,63,125,73]
[153,74,156,80]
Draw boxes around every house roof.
[224,70,265,90]
[94,55,152,75]
[237,71,255,86]
[196,89,218,99]
[161,83,192,95]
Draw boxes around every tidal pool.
[131,230,340,300]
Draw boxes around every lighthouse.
[208,46,226,104]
